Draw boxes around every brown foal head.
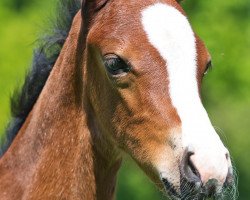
[82,0,235,198]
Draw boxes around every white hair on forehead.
[141,1,226,168]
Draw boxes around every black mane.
[0,0,81,156]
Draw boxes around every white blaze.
[141,3,228,183]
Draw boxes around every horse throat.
[0,11,121,200]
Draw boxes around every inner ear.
[82,0,109,12]
[95,0,109,10]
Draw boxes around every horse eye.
[204,60,212,75]
[103,55,131,76]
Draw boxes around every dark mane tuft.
[0,0,81,156]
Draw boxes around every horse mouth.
[161,178,237,200]
[161,180,214,200]
[161,178,181,199]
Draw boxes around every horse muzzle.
[161,146,235,200]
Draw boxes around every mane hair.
[0,0,81,156]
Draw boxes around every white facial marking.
[141,3,229,184]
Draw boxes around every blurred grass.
[0,0,54,134]
[0,0,249,199]
[183,1,250,198]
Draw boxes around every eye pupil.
[104,55,130,76]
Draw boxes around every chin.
[161,177,237,200]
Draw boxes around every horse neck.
[0,11,121,200]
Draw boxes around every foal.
[0,0,236,199]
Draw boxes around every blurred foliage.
[0,0,249,199]
[2,0,33,11]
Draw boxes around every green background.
[0,0,249,199]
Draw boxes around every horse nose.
[180,147,231,187]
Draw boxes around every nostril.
[188,157,200,180]
[181,148,201,184]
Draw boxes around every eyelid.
[104,53,118,60]
[104,53,131,65]
[207,60,212,67]
[103,53,133,70]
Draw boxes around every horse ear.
[82,0,109,12]
[81,0,109,26]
